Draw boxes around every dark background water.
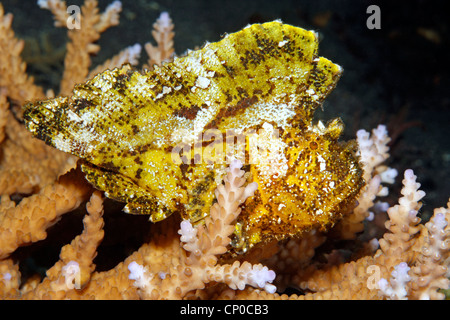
[2,0,449,218]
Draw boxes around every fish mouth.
[23,96,71,148]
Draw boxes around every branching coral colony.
[0,1,448,300]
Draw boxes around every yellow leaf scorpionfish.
[24,21,364,254]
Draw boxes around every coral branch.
[378,262,411,299]
[144,12,175,69]
[333,125,397,239]
[37,0,70,27]
[379,169,424,255]
[0,170,92,260]
[409,201,450,299]
[94,1,122,33]
[0,4,44,104]
[128,160,276,299]
[21,190,105,299]
[39,0,123,94]
[0,258,20,298]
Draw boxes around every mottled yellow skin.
[237,120,362,251]
[24,21,364,253]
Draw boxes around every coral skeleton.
[0,1,448,300]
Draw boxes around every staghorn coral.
[127,160,276,299]
[143,11,175,70]
[0,4,44,104]
[0,1,448,300]
[38,0,123,95]
[20,190,104,299]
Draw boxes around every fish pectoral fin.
[80,160,172,222]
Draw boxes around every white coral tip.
[158,11,172,27]
[107,0,122,11]
[229,159,243,171]
[37,0,49,9]
[128,261,145,281]
[380,168,398,184]
[373,124,388,140]
[264,283,277,294]
[404,168,415,180]
[432,212,448,230]
[250,266,276,289]
[178,220,197,243]
[62,261,80,277]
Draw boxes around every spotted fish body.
[24,21,364,252]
